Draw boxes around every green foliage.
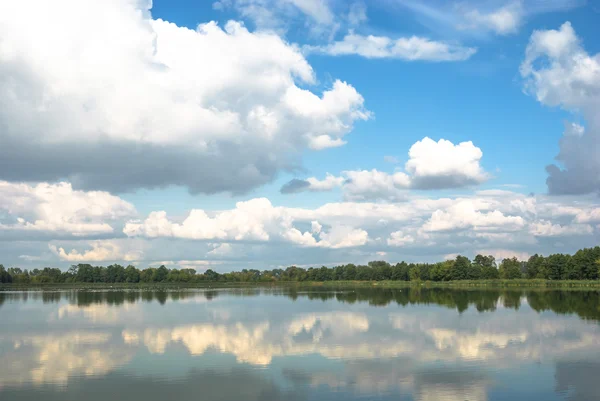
[500,257,523,279]
[450,256,471,280]
[0,265,12,283]
[2,246,600,285]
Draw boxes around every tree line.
[1,246,599,284]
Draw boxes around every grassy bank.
[2,279,600,291]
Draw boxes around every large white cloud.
[0,181,135,238]
[528,220,593,237]
[0,0,368,194]
[521,22,600,195]
[123,198,368,249]
[1,182,597,268]
[405,137,490,189]
[281,137,489,200]
[308,32,476,61]
[421,199,526,233]
[117,190,600,265]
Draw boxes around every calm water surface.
[1,288,599,400]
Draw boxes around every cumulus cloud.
[281,137,489,200]
[0,0,368,194]
[49,241,143,262]
[0,181,135,238]
[529,220,593,237]
[124,198,368,249]
[421,199,526,233]
[308,32,476,61]
[387,231,415,247]
[343,170,411,201]
[520,22,600,195]
[115,190,600,268]
[316,225,369,249]
[405,137,489,189]
[0,189,598,268]
[575,208,600,224]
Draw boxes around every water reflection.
[0,288,599,400]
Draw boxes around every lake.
[0,288,599,400]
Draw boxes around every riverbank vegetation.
[1,246,599,285]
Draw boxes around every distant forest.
[1,246,599,284]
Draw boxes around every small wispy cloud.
[306,31,476,61]
[393,0,585,36]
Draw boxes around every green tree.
[467,263,482,280]
[500,257,522,279]
[409,265,420,281]
[546,254,570,280]
[125,265,140,283]
[430,261,452,282]
[0,265,12,283]
[450,256,471,281]
[392,262,409,281]
[152,265,169,282]
[474,255,496,269]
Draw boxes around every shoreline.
[2,279,600,290]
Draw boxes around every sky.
[0,0,599,272]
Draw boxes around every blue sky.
[0,0,599,270]
[126,0,598,212]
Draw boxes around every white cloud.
[207,243,234,257]
[459,2,523,35]
[405,137,490,189]
[311,221,323,234]
[0,181,135,237]
[387,231,415,247]
[49,241,143,262]
[520,22,600,195]
[343,169,411,201]
[124,198,368,249]
[1,183,598,267]
[529,220,593,237]
[0,0,368,194]
[309,32,476,61]
[282,137,489,200]
[422,199,526,233]
[317,225,369,249]
[575,208,600,224]
[117,190,600,267]
[307,174,346,191]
